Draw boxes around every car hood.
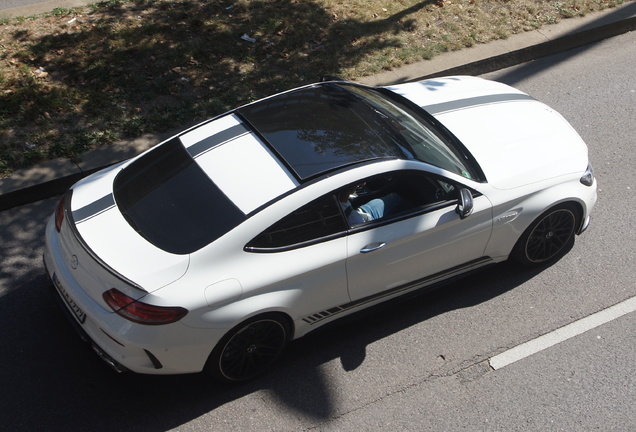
[69,164,189,292]
[388,76,588,189]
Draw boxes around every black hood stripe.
[424,93,535,115]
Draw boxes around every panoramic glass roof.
[237,83,408,181]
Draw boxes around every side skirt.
[301,257,494,327]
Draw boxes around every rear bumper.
[43,216,222,375]
[45,258,130,373]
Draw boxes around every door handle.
[360,242,386,253]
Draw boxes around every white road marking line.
[489,296,636,370]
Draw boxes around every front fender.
[484,176,596,260]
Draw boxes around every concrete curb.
[0,132,177,211]
[359,1,636,85]
[423,9,636,80]
[1,2,635,211]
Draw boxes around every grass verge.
[0,0,629,177]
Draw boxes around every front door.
[344,172,492,302]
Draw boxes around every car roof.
[237,82,407,182]
[178,114,299,215]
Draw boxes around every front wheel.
[205,314,290,382]
[512,204,579,266]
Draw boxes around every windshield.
[239,83,480,182]
[344,85,478,180]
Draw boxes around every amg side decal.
[302,257,493,325]
[186,124,250,158]
[303,306,346,324]
[72,194,115,223]
[424,93,535,116]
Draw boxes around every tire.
[205,314,290,382]
[512,204,579,267]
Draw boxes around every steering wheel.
[356,176,394,197]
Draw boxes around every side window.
[247,195,347,250]
[339,172,458,227]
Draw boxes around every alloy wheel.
[218,318,288,381]
[524,208,576,263]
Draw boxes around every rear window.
[113,137,246,254]
[246,194,347,251]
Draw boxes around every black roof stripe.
[186,123,250,158]
[72,193,115,223]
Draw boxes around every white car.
[44,76,597,381]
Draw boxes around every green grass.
[0,0,629,177]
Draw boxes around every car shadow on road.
[0,238,556,430]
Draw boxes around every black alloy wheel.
[208,315,289,382]
[514,205,578,266]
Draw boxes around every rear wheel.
[206,314,289,382]
[513,204,579,266]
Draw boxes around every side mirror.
[456,188,474,219]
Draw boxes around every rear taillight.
[55,195,65,232]
[102,288,188,325]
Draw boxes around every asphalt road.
[0,0,95,19]
[0,0,89,15]
[1,31,635,431]
[0,0,42,9]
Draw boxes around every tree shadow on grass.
[1,0,437,174]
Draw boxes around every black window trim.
[340,169,481,229]
[244,170,481,253]
[244,194,348,253]
[345,200,457,233]
[244,230,348,253]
